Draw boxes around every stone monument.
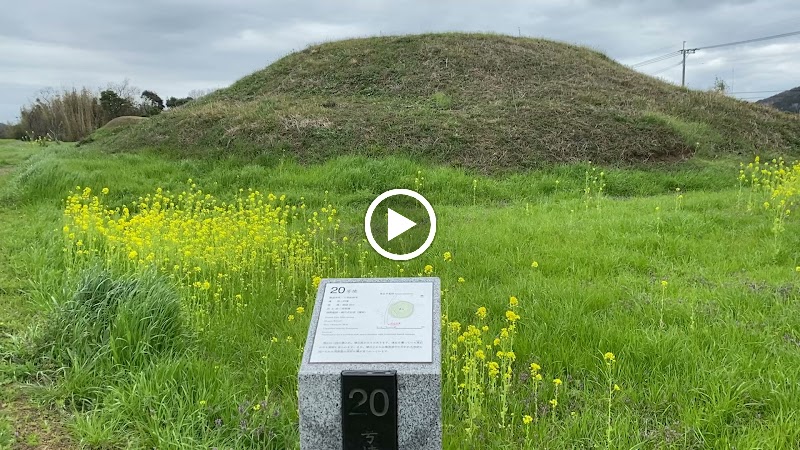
[299,277,441,450]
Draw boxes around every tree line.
[1,81,214,142]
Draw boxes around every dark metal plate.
[341,370,398,450]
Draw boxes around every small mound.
[78,116,146,147]
[94,33,800,171]
[102,115,146,130]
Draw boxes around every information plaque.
[298,278,441,450]
[341,370,398,450]
[309,281,434,363]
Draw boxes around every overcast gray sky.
[1,0,798,122]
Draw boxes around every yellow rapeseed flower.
[296,306,305,315]
[505,310,520,323]
[457,277,465,283]
[509,296,519,307]
[531,261,539,268]
[488,362,500,378]
[288,315,295,321]
[553,378,562,386]
[604,352,616,362]
[443,251,452,262]
[476,306,487,319]
[530,362,541,373]
[549,399,558,407]
[523,415,533,424]
[661,280,668,288]
[614,384,621,391]
[423,264,434,274]
[101,187,109,195]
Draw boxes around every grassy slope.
[3,139,800,448]
[96,33,800,171]
[0,140,72,449]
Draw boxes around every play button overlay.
[387,208,417,241]
[365,189,437,261]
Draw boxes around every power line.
[633,29,800,87]
[630,51,682,68]
[649,60,684,76]
[631,29,800,68]
[696,30,800,50]
[681,31,800,86]
[728,90,786,94]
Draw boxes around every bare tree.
[187,88,219,99]
[107,79,140,104]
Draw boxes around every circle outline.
[388,300,415,319]
[364,189,437,261]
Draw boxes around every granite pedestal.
[299,277,441,450]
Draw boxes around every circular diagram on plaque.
[388,300,415,319]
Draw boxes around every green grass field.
[1,138,799,449]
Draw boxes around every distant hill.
[757,87,800,114]
[92,33,800,172]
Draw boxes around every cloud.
[1,0,798,121]
[0,38,109,67]
[213,22,370,52]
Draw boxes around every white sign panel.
[309,281,434,363]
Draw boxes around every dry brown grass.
[18,88,103,142]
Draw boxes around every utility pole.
[680,41,698,87]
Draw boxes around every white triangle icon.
[387,208,417,241]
